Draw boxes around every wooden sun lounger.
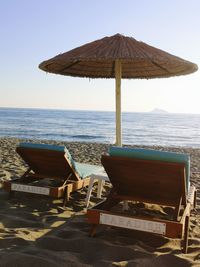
[3,143,100,206]
[87,148,197,253]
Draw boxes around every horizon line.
[0,106,200,115]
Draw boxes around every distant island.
[150,108,168,114]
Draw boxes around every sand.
[0,137,200,266]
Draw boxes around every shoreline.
[1,137,200,177]
[0,137,200,266]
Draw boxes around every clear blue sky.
[0,0,199,113]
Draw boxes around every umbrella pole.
[115,59,122,146]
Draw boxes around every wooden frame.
[87,155,197,253]
[3,146,90,206]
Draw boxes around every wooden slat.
[3,177,90,199]
[87,207,183,238]
[101,155,187,208]
[16,147,80,181]
[187,186,196,207]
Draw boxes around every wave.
[1,108,200,147]
[71,135,102,140]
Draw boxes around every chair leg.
[122,200,129,211]
[90,224,97,237]
[183,215,190,254]
[97,179,105,199]
[173,197,182,221]
[63,186,70,207]
[85,177,95,208]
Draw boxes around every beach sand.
[0,137,200,266]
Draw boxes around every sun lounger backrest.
[17,143,78,179]
[102,155,186,207]
[109,147,190,191]
[101,147,189,207]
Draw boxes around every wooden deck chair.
[87,147,197,253]
[3,142,102,206]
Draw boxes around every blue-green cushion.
[19,142,66,152]
[74,162,103,179]
[109,146,190,191]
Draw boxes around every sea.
[0,107,200,148]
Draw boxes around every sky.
[0,0,200,114]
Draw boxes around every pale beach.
[0,137,200,266]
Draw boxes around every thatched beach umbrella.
[39,34,198,146]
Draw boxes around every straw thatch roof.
[39,34,198,79]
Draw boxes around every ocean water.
[0,107,200,148]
